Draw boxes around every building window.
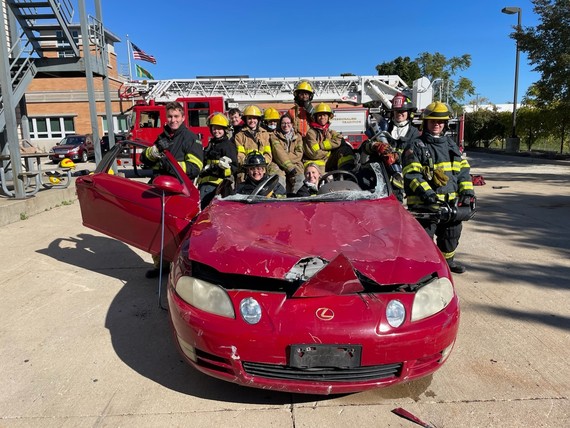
[56,30,80,58]
[102,115,129,134]
[29,117,75,139]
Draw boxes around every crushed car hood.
[188,198,444,285]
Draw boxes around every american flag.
[131,42,156,64]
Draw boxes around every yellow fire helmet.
[242,105,263,118]
[208,112,229,128]
[59,158,76,169]
[314,102,334,118]
[422,101,451,120]
[48,176,61,185]
[294,81,314,94]
[263,107,280,121]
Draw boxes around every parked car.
[76,140,460,395]
[99,133,127,154]
[49,134,94,163]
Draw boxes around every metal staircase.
[1,0,81,130]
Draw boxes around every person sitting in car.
[235,151,285,198]
[295,162,321,197]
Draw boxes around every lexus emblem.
[316,307,334,321]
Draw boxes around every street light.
[502,6,522,150]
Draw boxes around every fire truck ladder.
[119,75,412,109]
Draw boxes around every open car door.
[76,141,200,261]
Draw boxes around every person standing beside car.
[140,101,204,278]
[362,93,420,202]
[140,101,204,182]
[233,105,272,182]
[198,113,238,208]
[270,113,304,194]
[402,101,475,274]
[288,81,315,137]
[303,103,355,175]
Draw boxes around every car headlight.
[411,277,454,322]
[240,297,262,324]
[386,300,405,328]
[175,276,235,318]
[70,146,79,153]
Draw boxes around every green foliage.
[375,53,475,105]
[464,110,508,148]
[515,0,570,108]
[375,56,421,86]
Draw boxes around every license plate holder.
[289,344,361,369]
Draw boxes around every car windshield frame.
[223,162,390,203]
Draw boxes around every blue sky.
[93,0,541,105]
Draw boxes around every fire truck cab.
[128,96,225,145]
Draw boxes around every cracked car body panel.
[189,197,445,284]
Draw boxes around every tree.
[375,56,421,86]
[375,53,475,109]
[416,52,475,105]
[515,0,570,108]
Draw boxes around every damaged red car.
[76,140,459,395]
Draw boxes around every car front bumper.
[167,281,460,395]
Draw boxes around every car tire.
[81,151,88,163]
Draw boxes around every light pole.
[502,6,522,151]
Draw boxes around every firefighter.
[233,105,272,179]
[288,81,315,137]
[362,93,420,202]
[269,113,304,194]
[262,107,280,133]
[402,101,475,274]
[198,113,239,209]
[235,151,285,197]
[303,102,355,175]
[140,101,204,279]
[141,101,203,182]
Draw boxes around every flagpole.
[126,34,133,81]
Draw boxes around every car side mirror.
[152,175,185,194]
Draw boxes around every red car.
[49,134,94,163]
[76,140,459,395]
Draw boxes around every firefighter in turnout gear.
[288,81,315,137]
[235,151,286,197]
[303,103,355,175]
[198,113,239,209]
[362,93,420,202]
[402,101,475,274]
[140,101,204,279]
[233,105,272,181]
[140,101,204,182]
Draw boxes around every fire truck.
[118,75,436,148]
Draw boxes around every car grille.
[242,361,402,382]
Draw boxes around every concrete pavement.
[0,151,568,427]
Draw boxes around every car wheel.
[81,151,88,163]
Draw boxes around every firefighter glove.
[383,152,398,166]
[433,167,449,187]
[375,142,391,155]
[423,192,438,205]
[147,145,160,161]
[218,156,232,170]
[156,137,171,153]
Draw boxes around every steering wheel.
[248,174,280,200]
[318,170,359,188]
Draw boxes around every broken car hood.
[188,198,444,285]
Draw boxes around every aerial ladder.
[118,75,434,111]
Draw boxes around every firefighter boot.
[447,257,466,274]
